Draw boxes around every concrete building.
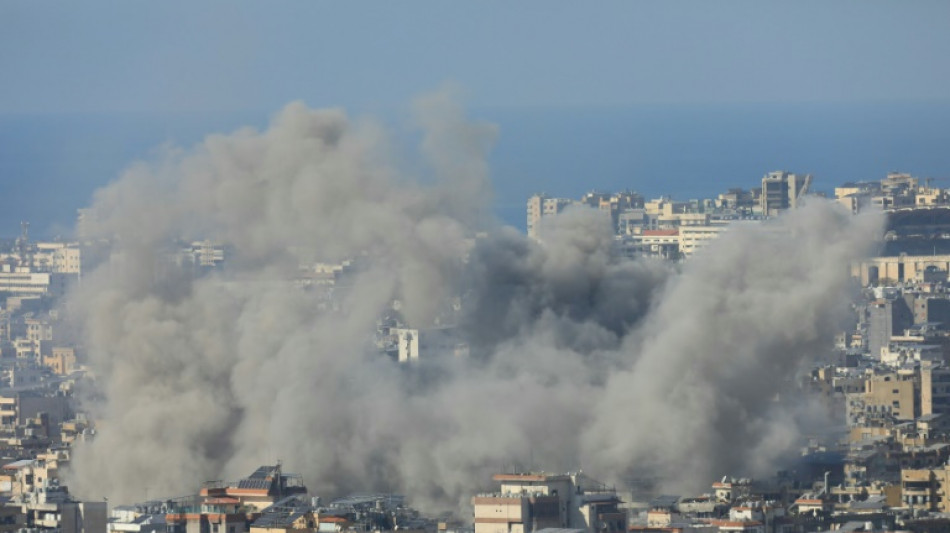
[591,191,644,232]
[760,171,812,217]
[921,365,950,418]
[901,467,941,510]
[867,299,914,360]
[835,182,879,214]
[678,226,728,258]
[11,481,106,533]
[854,254,950,286]
[618,230,680,260]
[912,297,950,326]
[42,347,77,376]
[108,503,167,533]
[0,392,71,431]
[0,270,73,297]
[33,243,82,275]
[198,465,307,513]
[472,473,624,533]
[718,188,757,210]
[165,498,247,533]
[527,195,573,240]
[617,209,647,235]
[859,371,920,422]
[881,172,919,194]
[712,478,752,504]
[0,503,25,533]
[25,315,55,345]
[880,341,943,367]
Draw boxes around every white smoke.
[63,90,883,512]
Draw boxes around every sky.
[2,1,950,236]
[3,1,950,114]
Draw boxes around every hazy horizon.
[4,99,950,239]
[7,1,950,238]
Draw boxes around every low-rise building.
[473,473,624,533]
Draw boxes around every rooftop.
[492,473,571,482]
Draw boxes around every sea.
[2,101,950,239]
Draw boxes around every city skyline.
[6,4,950,533]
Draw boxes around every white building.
[34,243,82,275]
[0,270,74,297]
[679,226,728,258]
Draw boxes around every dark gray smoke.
[63,90,883,511]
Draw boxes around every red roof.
[643,229,679,236]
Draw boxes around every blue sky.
[3,1,950,115]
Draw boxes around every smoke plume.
[64,90,883,511]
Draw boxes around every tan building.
[0,397,16,428]
[644,198,688,217]
[882,172,919,193]
[902,468,938,510]
[847,363,950,425]
[42,347,77,375]
[916,188,949,207]
[527,195,573,239]
[862,371,920,421]
[853,254,950,286]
